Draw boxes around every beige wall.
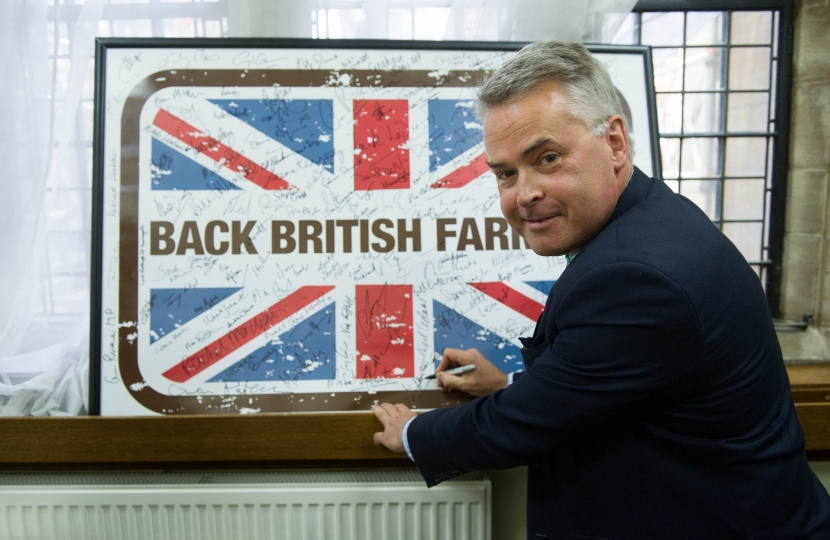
[778,0,830,361]
[778,0,830,532]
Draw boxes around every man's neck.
[568,166,635,264]
[619,163,635,192]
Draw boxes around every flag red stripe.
[355,284,414,379]
[469,282,545,321]
[152,109,292,190]
[430,153,490,189]
[162,285,334,383]
[353,100,410,190]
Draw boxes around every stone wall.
[778,0,830,361]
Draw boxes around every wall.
[785,0,830,532]
[489,467,528,540]
[778,0,830,361]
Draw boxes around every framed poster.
[91,38,660,416]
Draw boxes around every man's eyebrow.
[487,138,553,169]
[522,138,551,156]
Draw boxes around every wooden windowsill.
[788,365,830,402]
[0,413,412,470]
[0,366,828,470]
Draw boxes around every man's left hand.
[372,403,416,453]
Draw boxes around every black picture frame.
[90,38,661,416]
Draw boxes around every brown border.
[114,67,493,414]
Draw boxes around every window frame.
[632,0,794,317]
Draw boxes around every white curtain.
[247,0,637,42]
[0,0,105,415]
[0,0,634,416]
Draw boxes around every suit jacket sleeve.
[408,261,707,487]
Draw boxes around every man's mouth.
[524,215,558,230]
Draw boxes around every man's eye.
[497,171,515,180]
[542,154,558,164]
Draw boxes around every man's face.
[484,82,631,256]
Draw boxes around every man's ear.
[606,115,630,172]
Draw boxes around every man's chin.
[526,239,570,258]
[522,226,588,257]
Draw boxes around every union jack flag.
[138,87,562,396]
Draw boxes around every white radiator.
[0,470,490,540]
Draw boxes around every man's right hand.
[436,348,508,397]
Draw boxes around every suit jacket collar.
[604,166,651,230]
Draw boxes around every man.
[373,41,830,539]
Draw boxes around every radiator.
[0,470,490,540]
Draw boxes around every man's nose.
[516,172,543,207]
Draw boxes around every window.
[36,0,230,325]
[614,2,792,314]
[35,1,792,329]
[311,0,453,40]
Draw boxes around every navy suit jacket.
[408,169,830,539]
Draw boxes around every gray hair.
[477,41,626,137]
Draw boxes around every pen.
[425,364,477,380]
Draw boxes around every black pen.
[425,365,476,380]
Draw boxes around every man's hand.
[436,348,508,397]
[372,403,416,453]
